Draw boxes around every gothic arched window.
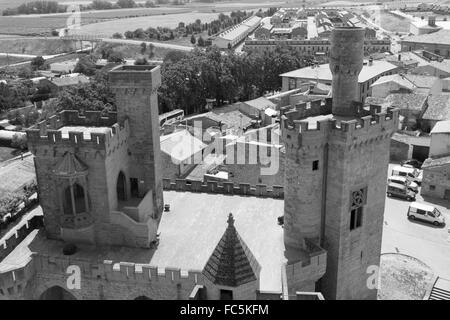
[63,183,87,215]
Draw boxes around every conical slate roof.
[202,213,261,287]
[53,152,88,177]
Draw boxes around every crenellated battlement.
[162,179,284,199]
[0,253,205,298]
[26,110,129,155]
[281,105,399,149]
[0,215,43,262]
[30,254,204,284]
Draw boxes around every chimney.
[428,16,436,27]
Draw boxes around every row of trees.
[115,11,252,43]
[2,1,66,16]
[159,46,314,114]
[27,45,313,118]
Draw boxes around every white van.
[388,175,419,192]
[407,202,445,226]
[392,165,422,185]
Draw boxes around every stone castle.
[0,27,398,300]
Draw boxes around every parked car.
[407,202,445,226]
[401,159,422,169]
[388,175,419,193]
[387,182,416,201]
[392,165,422,185]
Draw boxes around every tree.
[163,50,188,64]
[148,43,155,59]
[30,56,45,71]
[53,71,115,114]
[124,31,134,39]
[116,0,136,8]
[73,55,97,76]
[107,51,124,63]
[190,35,196,45]
[112,32,123,39]
[134,57,149,65]
[133,28,146,39]
[140,42,147,54]
[197,36,205,47]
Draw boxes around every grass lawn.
[0,56,30,67]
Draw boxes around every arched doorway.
[117,171,127,201]
[134,296,151,300]
[40,286,77,300]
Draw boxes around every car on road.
[407,202,445,226]
[387,182,416,201]
[401,159,422,169]
[388,175,419,193]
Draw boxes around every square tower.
[281,27,399,299]
[26,65,163,248]
[109,65,164,215]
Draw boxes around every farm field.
[73,11,231,37]
[0,0,91,11]
[0,1,265,36]
[0,16,68,35]
[379,10,410,33]
[0,147,17,163]
[0,56,30,67]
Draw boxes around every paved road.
[382,163,450,279]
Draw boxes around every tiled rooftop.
[422,94,450,121]
[402,29,450,46]
[280,60,398,83]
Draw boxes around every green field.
[76,11,228,37]
[0,56,30,67]
[379,11,410,33]
[0,147,17,162]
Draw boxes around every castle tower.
[109,65,164,216]
[282,27,399,299]
[26,65,163,248]
[329,27,365,116]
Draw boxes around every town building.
[243,39,391,59]
[421,120,450,200]
[160,130,207,179]
[280,59,399,102]
[212,16,262,49]
[401,29,450,58]
[420,94,450,132]
[411,59,450,78]
[409,16,442,35]
[370,74,441,98]
[39,74,90,94]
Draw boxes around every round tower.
[329,27,365,117]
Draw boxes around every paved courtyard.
[382,163,450,280]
